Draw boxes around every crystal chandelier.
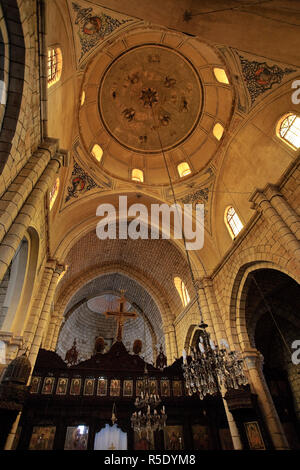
[131,405,167,435]
[182,321,248,400]
[134,364,161,409]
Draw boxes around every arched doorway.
[244,268,300,449]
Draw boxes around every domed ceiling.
[99,45,202,153]
[79,27,234,185]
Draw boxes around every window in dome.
[225,206,243,239]
[174,277,190,307]
[132,169,144,183]
[177,162,191,178]
[213,68,229,84]
[49,177,60,210]
[91,144,103,162]
[81,90,86,106]
[213,122,224,140]
[276,113,300,150]
[47,47,62,88]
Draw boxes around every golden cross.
[104,291,137,342]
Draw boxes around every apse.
[56,272,166,364]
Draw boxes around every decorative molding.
[65,161,99,202]
[70,1,135,62]
[238,55,296,105]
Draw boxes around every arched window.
[225,206,243,239]
[49,177,60,210]
[177,162,191,178]
[91,144,103,162]
[213,122,224,140]
[174,277,190,307]
[47,47,62,88]
[81,90,86,106]
[213,68,229,84]
[132,168,144,183]
[276,113,300,150]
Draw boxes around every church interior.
[0,0,300,451]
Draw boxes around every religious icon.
[192,424,212,450]
[164,425,184,451]
[83,378,94,396]
[149,378,157,395]
[136,379,144,397]
[29,426,56,450]
[64,426,89,450]
[41,377,55,395]
[160,379,170,397]
[97,378,107,396]
[134,430,154,450]
[123,379,133,397]
[110,379,120,397]
[244,421,266,450]
[70,378,82,395]
[56,378,68,395]
[172,380,183,397]
[30,376,41,394]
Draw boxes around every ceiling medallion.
[99,45,203,154]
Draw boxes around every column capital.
[52,149,70,168]
[249,189,268,210]
[194,276,213,290]
[242,347,264,370]
[264,184,282,201]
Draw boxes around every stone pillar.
[286,361,300,421]
[198,277,243,450]
[265,184,300,239]
[250,190,300,260]
[4,411,21,450]
[28,264,63,367]
[43,310,58,350]
[165,324,178,364]
[243,348,289,449]
[23,262,56,353]
[50,314,64,352]
[0,156,63,283]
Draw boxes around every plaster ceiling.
[99,44,202,153]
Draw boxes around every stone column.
[165,324,178,364]
[28,264,63,367]
[198,277,243,450]
[0,155,63,283]
[43,310,58,350]
[23,262,56,353]
[265,184,300,239]
[243,348,289,449]
[250,190,300,260]
[4,411,22,450]
[50,314,64,352]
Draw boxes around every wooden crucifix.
[104,291,137,342]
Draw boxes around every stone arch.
[1,227,40,336]
[54,263,176,362]
[228,258,300,352]
[0,0,25,174]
